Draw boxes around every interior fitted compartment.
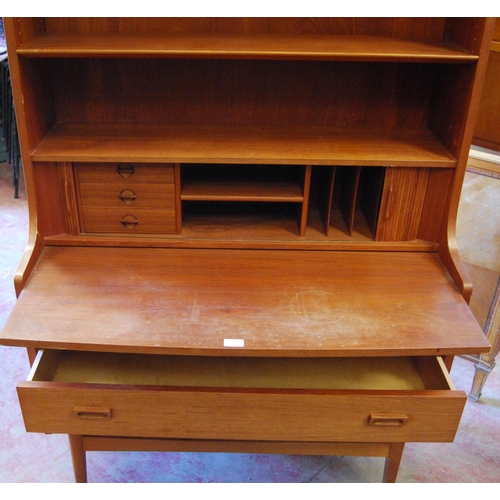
[179,164,381,239]
[176,163,420,241]
[180,163,311,237]
[71,161,426,241]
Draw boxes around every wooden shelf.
[17,33,478,63]
[32,123,456,167]
[181,164,305,203]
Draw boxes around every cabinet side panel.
[6,18,45,47]
[435,19,495,300]
[4,19,57,294]
[11,58,57,159]
[428,64,476,160]
[445,18,490,55]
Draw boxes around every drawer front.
[17,384,465,442]
[18,352,466,443]
[81,208,176,233]
[77,163,175,184]
[79,183,175,209]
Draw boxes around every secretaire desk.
[0,17,495,482]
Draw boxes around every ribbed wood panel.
[376,167,430,241]
[57,162,80,236]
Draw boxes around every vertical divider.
[338,166,362,236]
[299,165,312,237]
[174,163,182,235]
[317,166,336,236]
[359,167,386,238]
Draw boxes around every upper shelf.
[16,33,479,62]
[31,123,457,167]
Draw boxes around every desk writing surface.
[0,246,489,356]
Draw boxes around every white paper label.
[223,338,245,348]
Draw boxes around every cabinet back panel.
[50,58,434,128]
[43,17,447,40]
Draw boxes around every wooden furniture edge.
[438,18,496,303]
[4,19,47,299]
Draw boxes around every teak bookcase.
[1,18,495,483]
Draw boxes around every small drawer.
[81,208,176,233]
[76,163,175,184]
[79,183,175,209]
[17,351,466,443]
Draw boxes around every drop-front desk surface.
[0,245,489,482]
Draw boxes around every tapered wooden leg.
[68,435,87,483]
[383,442,404,483]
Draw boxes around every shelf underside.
[32,124,456,166]
[181,181,304,202]
[17,34,478,62]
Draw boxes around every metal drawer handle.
[120,214,139,229]
[73,407,112,420]
[116,163,135,178]
[368,413,408,426]
[119,189,137,203]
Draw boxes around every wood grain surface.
[1,246,489,356]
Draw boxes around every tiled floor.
[0,161,499,484]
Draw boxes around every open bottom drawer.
[17,350,466,443]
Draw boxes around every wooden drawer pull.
[120,214,139,228]
[73,407,112,420]
[119,189,137,203]
[116,163,135,178]
[368,414,408,426]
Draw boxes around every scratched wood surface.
[0,246,488,357]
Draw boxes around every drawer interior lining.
[41,351,428,390]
